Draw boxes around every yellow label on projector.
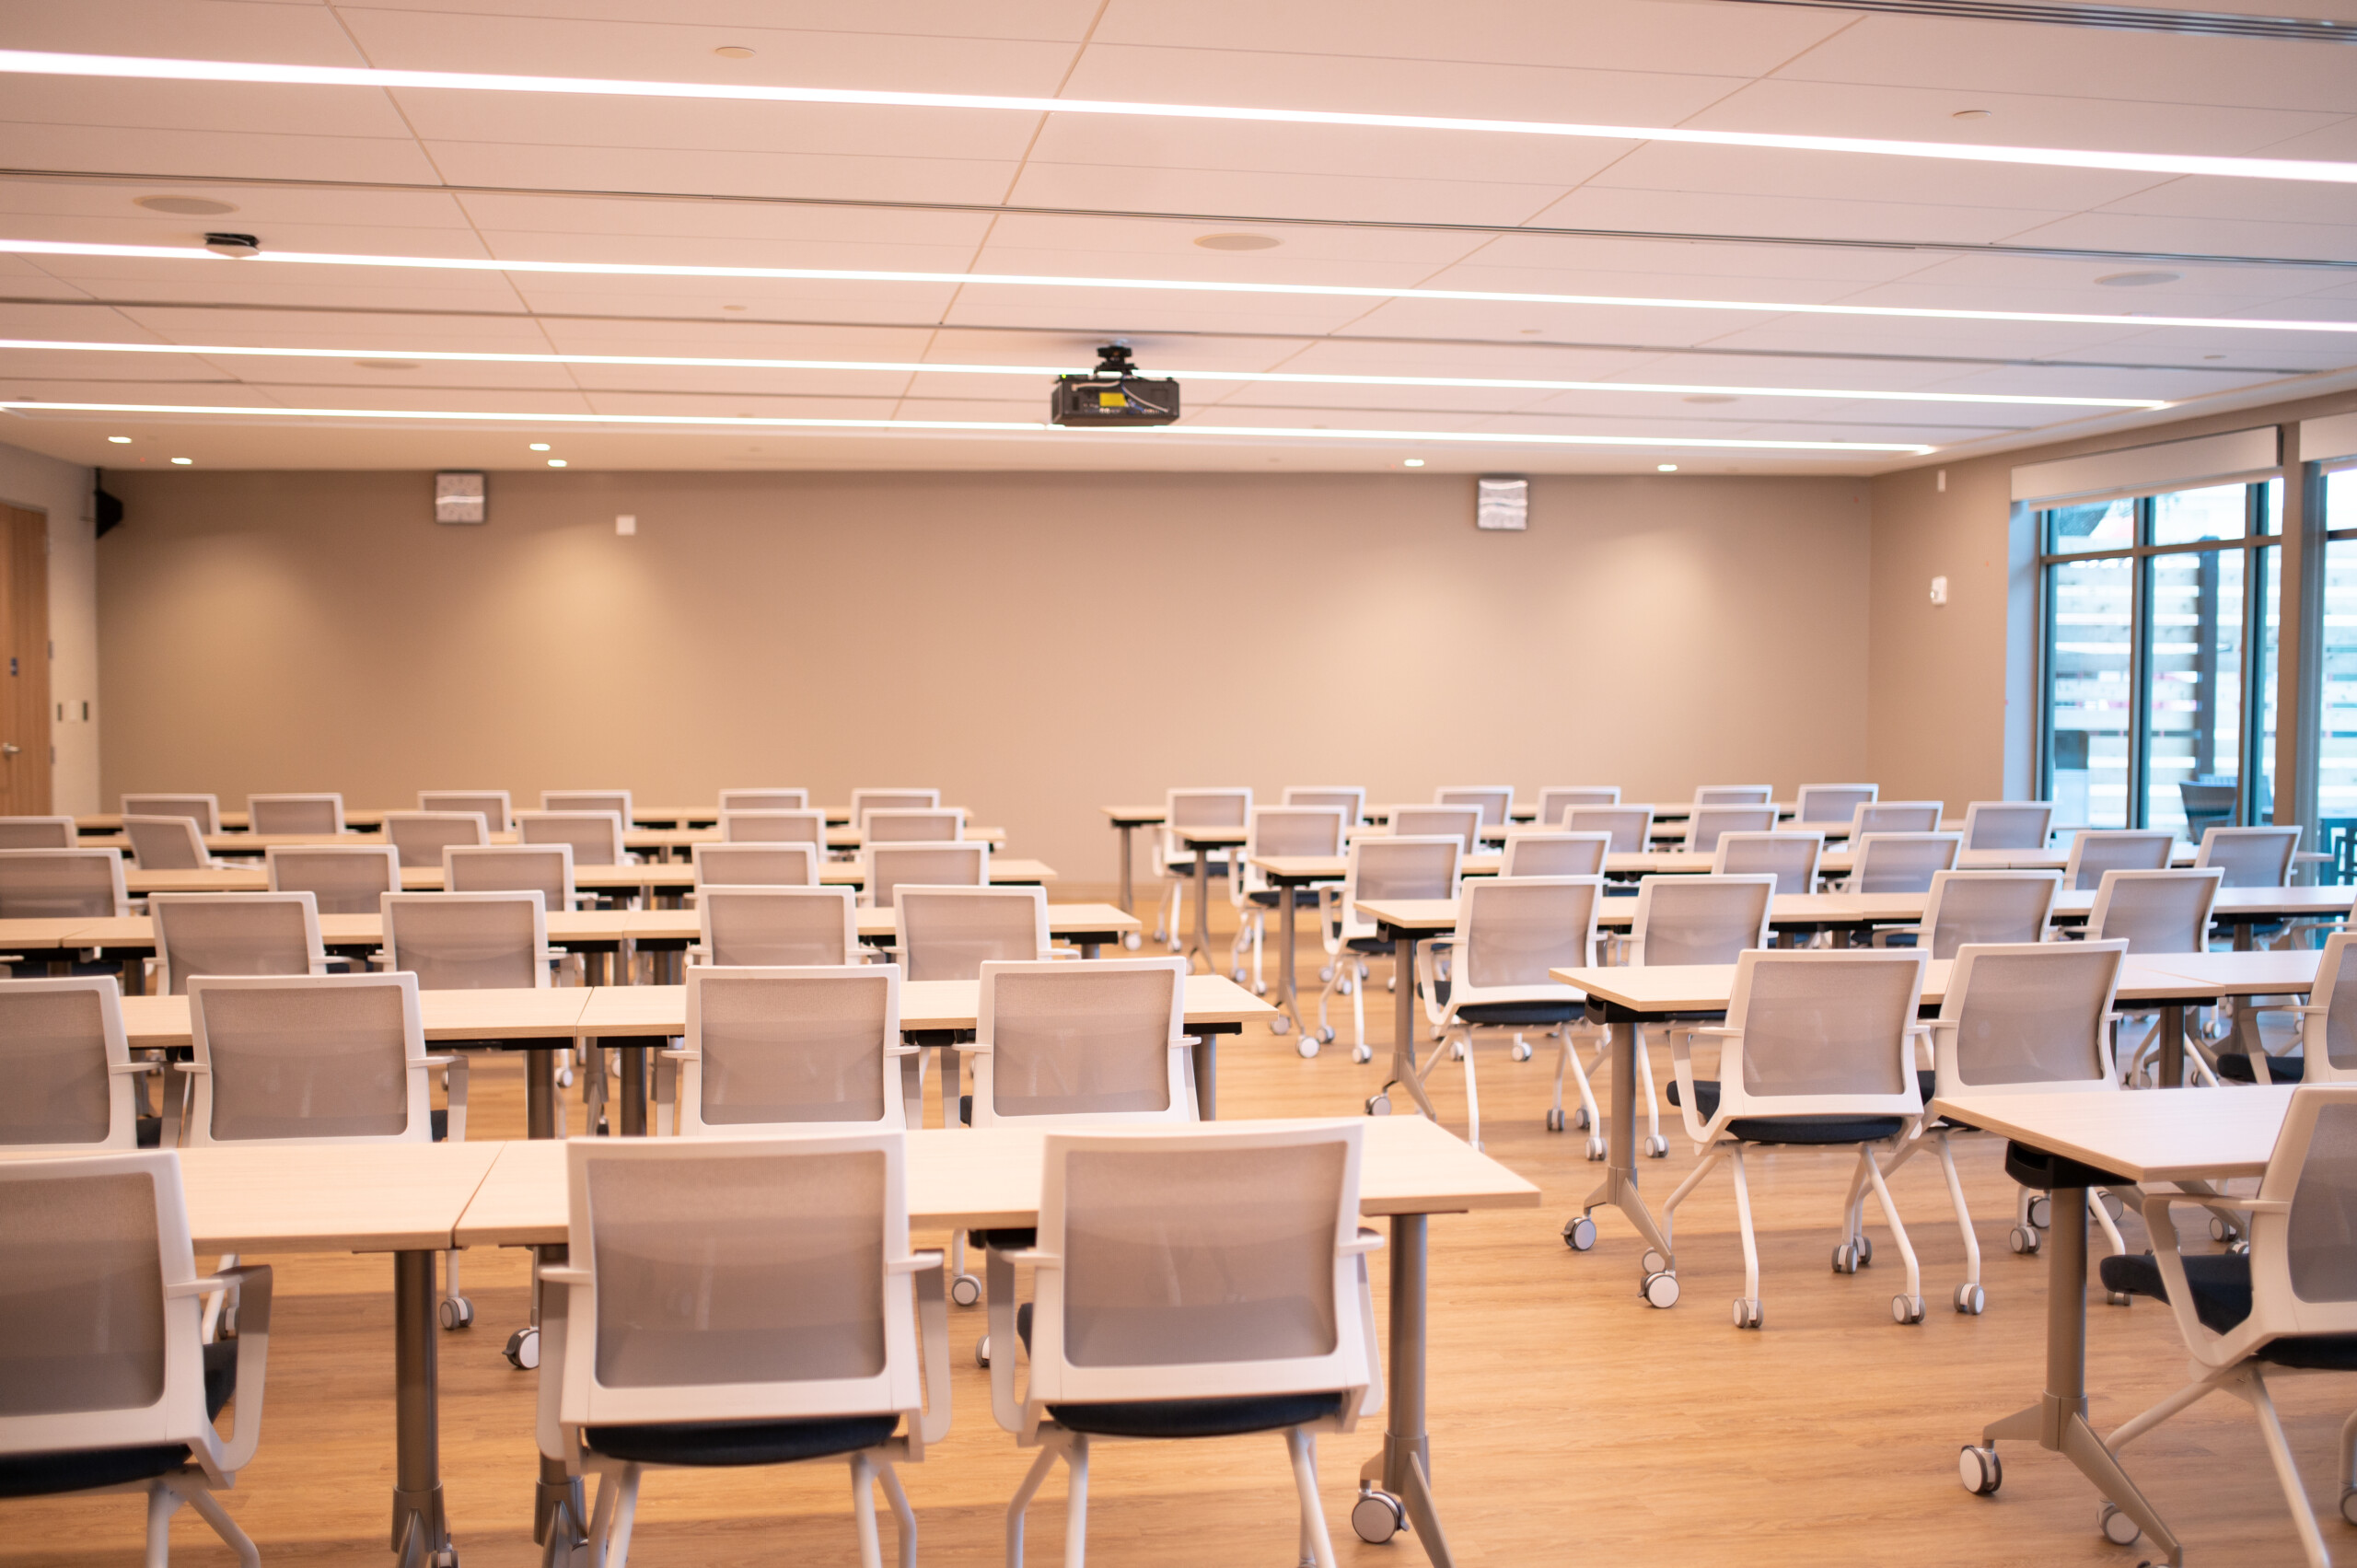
[1097,391,1128,407]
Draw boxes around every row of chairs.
[87,786,948,834]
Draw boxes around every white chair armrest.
[1350,1225,1384,1420]
[423,1054,468,1142]
[173,1264,273,1472]
[1668,1028,1719,1144]
[895,1249,953,1447]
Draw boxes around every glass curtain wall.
[2319,467,2357,874]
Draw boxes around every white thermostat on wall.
[1475,475,1528,531]
[434,471,486,525]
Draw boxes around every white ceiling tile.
[0,1,367,64]
[343,0,1102,40]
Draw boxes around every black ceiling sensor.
[94,485,122,538]
[1051,343,1181,427]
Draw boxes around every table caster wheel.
[1642,1270,1680,1308]
[1573,1106,1590,1130]
[1270,1016,1291,1035]
[2027,1195,2051,1229]
[1832,1242,1862,1275]
[1366,1092,1392,1116]
[1892,1294,1925,1325]
[1959,1445,2002,1496]
[1585,1135,1607,1161]
[2009,1225,2041,1256]
[2100,1502,2142,1545]
[439,1295,473,1330]
[1731,1296,1762,1330]
[1352,1483,1406,1544]
[1644,1134,1668,1158]
[1352,1044,1373,1063]
[1511,1038,1532,1062]
[1562,1215,1596,1251]
[1122,932,1142,950]
[504,1325,539,1371]
[2099,1191,2125,1221]
[1546,1108,1566,1132]
[949,1273,981,1308]
[1295,1036,1319,1058]
[2106,1289,2132,1307]
[2340,1485,2357,1526]
[2210,1214,2240,1244]
[975,1336,991,1368]
[557,1067,575,1088]
[1954,1283,1986,1315]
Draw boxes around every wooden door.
[0,506,49,814]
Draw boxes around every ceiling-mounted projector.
[1051,343,1180,427]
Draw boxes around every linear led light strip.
[7,238,2353,337]
[0,338,2168,409]
[0,400,1936,454]
[1,50,2351,186]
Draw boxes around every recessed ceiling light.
[529,442,551,451]
[546,458,567,467]
[1657,463,1678,472]
[1681,393,1737,404]
[169,456,192,464]
[352,358,420,370]
[2096,271,2181,287]
[1401,458,1425,467]
[713,46,755,59]
[1194,233,1281,250]
[107,434,130,443]
[1951,109,1992,121]
[134,194,238,215]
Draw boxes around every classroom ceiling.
[0,0,2353,476]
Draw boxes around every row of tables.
[90,857,1058,899]
[93,823,1011,856]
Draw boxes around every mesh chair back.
[1919,870,2059,958]
[0,816,76,849]
[1456,877,1599,992]
[2085,867,2222,955]
[572,1137,900,1399]
[1569,807,1653,854]
[187,972,426,1144]
[1538,786,1620,824]
[718,788,809,813]
[383,891,548,990]
[1032,1124,1363,1393]
[2250,1088,2357,1318]
[153,892,321,995]
[895,886,1047,981]
[0,1155,185,1423]
[693,842,819,889]
[1282,785,1365,823]
[1694,784,1772,807]
[1961,801,2053,851]
[122,795,218,833]
[1938,941,2122,1090]
[698,887,856,967]
[865,842,987,910]
[1501,832,1610,877]
[1724,951,1922,1107]
[1713,831,1822,895]
[1434,785,1514,828]
[1849,832,1963,895]
[1631,875,1773,967]
[1345,837,1461,931]
[1850,801,1943,837]
[446,843,575,910]
[1391,806,1481,853]
[975,958,1186,1122]
[248,794,343,834]
[517,810,625,866]
[267,844,400,914]
[720,809,828,845]
[1794,784,1876,825]
[543,790,632,823]
[851,789,941,831]
[0,976,134,1150]
[0,848,127,918]
[419,791,512,832]
[864,808,965,843]
[1685,805,1777,853]
[2196,826,2299,889]
[1246,807,1345,862]
[385,810,489,869]
[124,816,208,871]
[1165,788,1249,831]
[2064,829,2174,891]
[2306,935,2357,1077]
[683,967,897,1132]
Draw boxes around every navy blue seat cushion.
[969,1228,1038,1250]
[1455,1002,1578,1027]
[585,1413,900,1467]
[0,1342,237,1499]
[2004,1139,2134,1192]
[2216,1051,2305,1085]
[1047,1390,1348,1439]
[1665,1078,1902,1145]
[429,1108,447,1142]
[2098,1251,2357,1369]
[1343,937,1392,955]
[135,1114,161,1148]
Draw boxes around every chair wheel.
[2340,1485,2357,1526]
[2008,1225,2041,1256]
[1318,966,1334,982]
[439,1296,473,1330]
[1959,1445,2002,1496]
[556,1068,575,1087]
[1832,1243,1861,1275]
[1642,1270,1680,1308]
[1573,1106,1591,1130]
[2098,1191,2125,1221]
[1562,1215,1596,1251]
[1270,1016,1290,1034]
[2106,1289,2132,1307]
[2100,1502,2142,1545]
[1731,1295,1762,1329]
[1644,1134,1668,1158]
[1511,1040,1532,1062]
[975,1336,990,1369]
[1546,1108,1566,1132]
[504,1326,539,1371]
[1954,1283,1986,1315]
[1856,1234,1873,1265]
[1892,1294,1925,1325]
[1122,933,1142,950]
[949,1273,981,1308]
[1352,1044,1373,1064]
[2210,1214,2242,1244]
[1295,1035,1319,1058]
[1366,1093,1392,1116]
[1449,1040,1467,1061]
[1352,1484,1406,1544]
[1585,1135,1607,1161]
[1230,968,1246,984]
[1641,1249,1668,1274]
[2027,1195,2051,1229]
[1318,1028,1336,1045]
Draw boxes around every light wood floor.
[6,899,2350,1566]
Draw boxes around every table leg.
[1080,942,1100,959]
[940,1043,960,1127]
[531,1244,587,1557]
[619,1044,647,1135]
[1189,845,1213,972]
[526,1048,556,1140]
[1359,1213,1454,1566]
[1573,1007,1677,1270]
[1387,935,1442,1121]
[390,1250,451,1566]
[1972,1185,2182,1564]
[1115,823,1134,915]
[1279,885,1303,1035]
[2156,1002,2187,1087]
[1191,1031,1218,1120]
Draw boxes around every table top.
[122,987,594,1050]
[96,1142,505,1254]
[1248,854,1504,882]
[1926,1086,2294,1184]
[119,859,1057,896]
[574,972,1274,1037]
[1355,899,1461,934]
[1550,952,2314,1016]
[2134,949,2323,996]
[456,1114,1540,1248]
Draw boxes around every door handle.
[1,743,20,757]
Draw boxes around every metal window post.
[2274,424,2326,857]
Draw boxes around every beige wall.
[98,468,1872,881]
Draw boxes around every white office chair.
[1230,807,1347,1005]
[1501,831,1612,878]
[1794,784,1877,829]
[122,795,221,834]
[1570,806,1654,854]
[1283,784,1366,825]
[720,808,830,846]
[517,810,633,868]
[717,787,809,813]
[0,847,129,918]
[865,807,967,844]
[0,814,77,848]
[1684,805,1777,854]
[895,885,1056,981]
[2097,1085,2357,1567]
[661,965,911,1136]
[1881,869,2061,958]
[990,1123,1380,1568]
[2062,829,2175,891]
[382,890,557,991]
[541,789,632,825]
[1693,784,1773,807]
[865,842,989,911]
[1961,800,2054,852]
[2196,824,2300,888]
[246,793,344,835]
[1434,784,1514,829]
[1846,800,1944,839]
[1713,830,1823,895]
[1389,805,1482,854]
[0,974,152,1151]
[2085,866,2225,1086]
[383,810,490,870]
[1427,877,1602,1151]
[1538,786,1620,825]
[151,892,327,995]
[1844,831,1963,896]
[850,788,942,834]
[0,1151,275,1565]
[1660,948,1930,1329]
[1313,836,1462,1063]
[533,1134,948,1568]
[1880,940,2131,1315]
[266,844,401,915]
[446,842,577,912]
[691,842,820,889]
[124,816,220,872]
[693,886,859,967]
[1154,787,1251,953]
[420,790,513,832]
[2270,932,2357,1088]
